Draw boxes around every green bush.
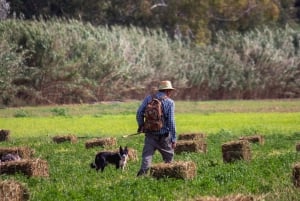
[0,19,299,106]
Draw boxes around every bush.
[0,19,299,105]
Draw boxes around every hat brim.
[159,87,175,90]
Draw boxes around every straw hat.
[158,80,175,90]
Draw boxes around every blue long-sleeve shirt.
[136,91,176,143]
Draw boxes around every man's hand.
[137,125,144,133]
[171,142,176,149]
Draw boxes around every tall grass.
[0,19,299,105]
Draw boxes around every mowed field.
[0,99,300,201]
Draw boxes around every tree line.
[4,0,300,44]
[0,1,300,106]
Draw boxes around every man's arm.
[136,96,151,132]
[167,100,176,143]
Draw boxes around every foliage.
[6,0,299,44]
[0,0,9,20]
[0,19,299,106]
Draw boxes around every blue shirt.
[136,91,176,143]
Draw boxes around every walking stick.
[122,132,142,138]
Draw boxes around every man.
[136,80,177,176]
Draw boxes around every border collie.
[90,146,128,172]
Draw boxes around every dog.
[90,146,128,172]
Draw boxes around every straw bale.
[0,147,34,159]
[0,159,49,177]
[53,135,78,144]
[292,163,300,187]
[194,194,255,201]
[85,137,117,149]
[127,147,138,161]
[239,135,264,145]
[296,143,300,152]
[0,129,10,141]
[150,161,196,180]
[175,140,207,154]
[222,140,251,163]
[178,133,206,141]
[0,180,29,201]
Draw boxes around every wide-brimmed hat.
[158,80,175,90]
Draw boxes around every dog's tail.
[90,162,96,169]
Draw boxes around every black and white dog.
[90,146,129,172]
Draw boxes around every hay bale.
[0,180,29,201]
[0,147,34,159]
[150,161,196,180]
[239,135,264,145]
[127,147,139,161]
[0,159,49,177]
[175,140,207,154]
[222,140,251,163]
[194,194,256,201]
[292,163,300,187]
[85,137,117,149]
[296,143,300,152]
[178,133,206,141]
[0,129,10,141]
[53,135,78,144]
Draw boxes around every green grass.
[0,113,299,138]
[1,100,300,200]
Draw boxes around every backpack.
[143,96,166,132]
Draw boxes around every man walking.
[136,80,177,176]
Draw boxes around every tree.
[0,0,9,20]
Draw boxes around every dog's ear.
[119,146,123,152]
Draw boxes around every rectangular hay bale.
[0,129,10,141]
[0,147,34,159]
[239,135,264,145]
[53,135,78,144]
[195,194,255,201]
[293,163,300,187]
[0,180,29,201]
[222,140,251,163]
[0,159,49,177]
[175,140,207,154]
[150,161,196,180]
[178,133,206,141]
[85,137,117,149]
[296,143,300,152]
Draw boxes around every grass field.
[0,99,300,200]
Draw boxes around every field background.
[1,99,300,200]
